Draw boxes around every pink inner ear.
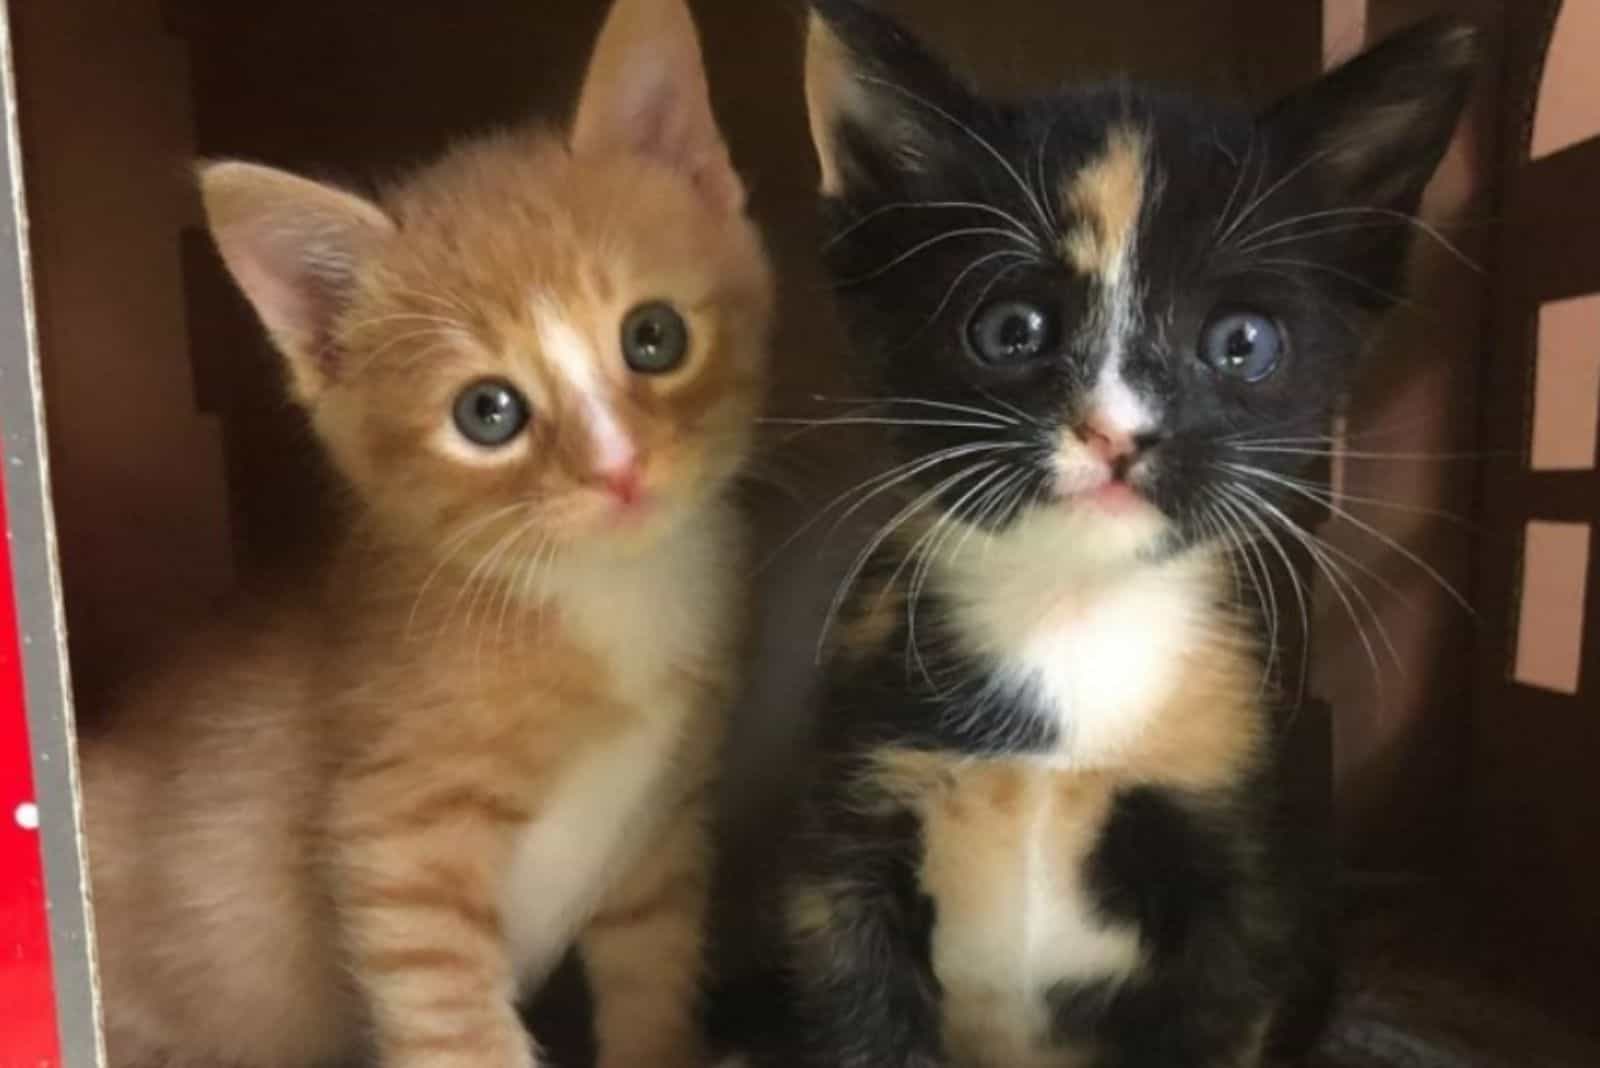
[217,214,358,387]
[621,68,744,212]
[625,70,685,159]
[689,148,745,214]
[571,0,744,214]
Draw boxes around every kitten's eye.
[1200,310,1285,383]
[966,299,1057,365]
[452,378,530,447]
[621,301,689,374]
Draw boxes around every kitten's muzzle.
[1053,416,1165,514]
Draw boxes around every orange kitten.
[80,2,771,1067]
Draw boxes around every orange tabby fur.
[80,2,772,1067]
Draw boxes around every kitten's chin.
[1006,495,1172,574]
[1073,481,1146,517]
[556,508,679,556]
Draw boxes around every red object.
[0,428,63,1066]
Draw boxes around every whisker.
[406,503,531,640]
[1225,484,1398,691]
[1217,461,1476,528]
[468,513,543,672]
[951,467,1033,560]
[1227,465,1474,614]
[1208,489,1282,682]
[1216,146,1335,248]
[969,256,1036,315]
[518,535,562,646]
[1233,206,1484,273]
[899,462,1010,688]
[342,310,465,334]
[382,285,473,318]
[914,248,1038,341]
[1193,501,1244,606]
[1229,406,1485,447]
[836,227,1030,287]
[1248,256,1420,309]
[823,442,1032,547]
[1211,133,1256,240]
[1230,444,1502,462]
[808,393,1021,425]
[818,459,1000,662]
[857,74,1057,235]
[491,525,544,662]
[1209,485,1312,697]
[976,389,1039,429]
[827,199,1041,253]
[755,441,1029,573]
[759,416,1009,432]
[1032,112,1063,231]
[347,328,466,377]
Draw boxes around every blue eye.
[1200,310,1285,383]
[967,299,1057,365]
[453,378,530,447]
[621,301,689,374]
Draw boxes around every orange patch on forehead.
[1059,125,1149,281]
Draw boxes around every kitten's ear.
[804,0,975,197]
[199,161,393,404]
[1261,17,1478,216]
[570,0,743,213]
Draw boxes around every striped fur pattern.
[80,3,771,1067]
[753,3,1478,1067]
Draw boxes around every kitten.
[79,2,772,1067]
[761,3,1475,1067]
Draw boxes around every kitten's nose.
[599,463,645,508]
[1076,416,1135,463]
[1076,414,1160,467]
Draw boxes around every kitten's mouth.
[608,494,653,524]
[1083,479,1144,514]
[1054,466,1151,516]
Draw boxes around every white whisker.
[837,227,1031,286]
[818,459,1006,663]
[809,394,1022,426]
[1226,464,1473,614]
[1216,146,1335,248]
[827,199,1041,253]
[1234,206,1483,273]
[858,74,1057,235]
[1226,483,1402,689]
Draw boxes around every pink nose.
[1076,416,1137,464]
[600,464,644,507]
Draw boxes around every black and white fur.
[730,3,1477,1067]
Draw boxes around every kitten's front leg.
[335,791,534,1068]
[776,785,947,1068]
[779,875,948,1068]
[579,789,711,1068]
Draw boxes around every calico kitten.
[765,3,1476,1066]
[80,2,771,1067]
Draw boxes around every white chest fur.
[500,715,677,985]
[499,516,735,985]
[921,518,1230,1060]
[542,510,735,710]
[940,515,1216,768]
